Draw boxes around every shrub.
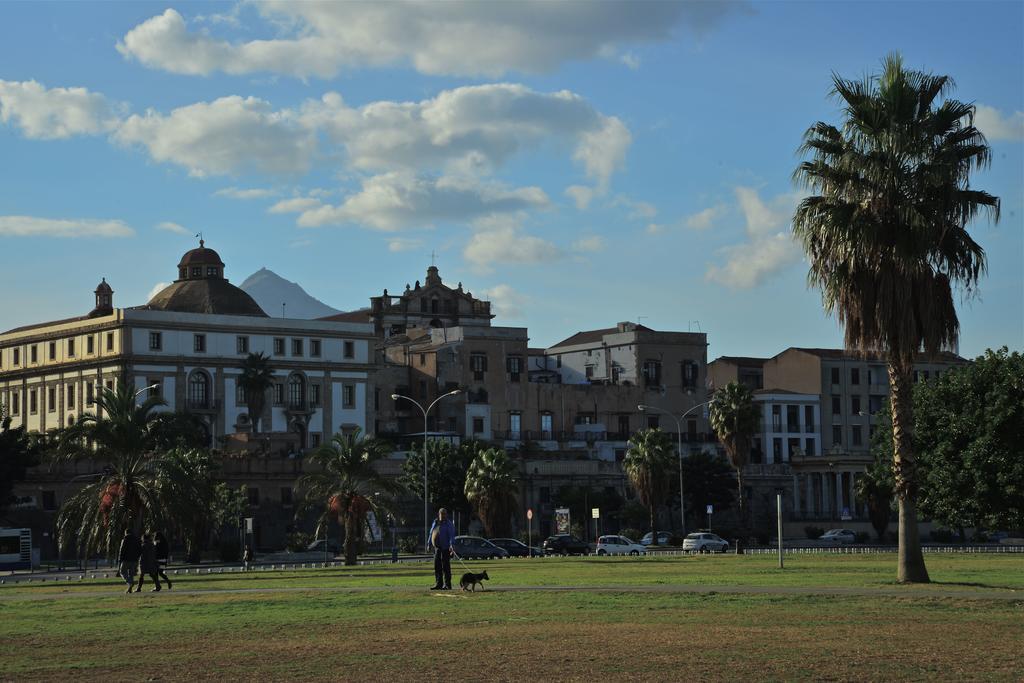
[804,526,825,540]
[286,531,313,553]
[620,528,643,543]
[855,532,870,544]
[929,528,958,542]
[397,535,419,554]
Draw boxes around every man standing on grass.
[428,508,456,590]
[117,529,141,594]
[135,533,162,592]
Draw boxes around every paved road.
[1,582,1019,602]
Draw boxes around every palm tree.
[709,382,759,536]
[55,383,199,559]
[297,428,401,566]
[238,352,273,435]
[464,447,518,537]
[623,428,674,546]
[793,54,999,582]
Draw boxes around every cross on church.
[431,250,436,266]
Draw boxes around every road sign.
[706,505,713,515]
[591,507,600,519]
[526,508,533,520]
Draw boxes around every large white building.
[0,241,376,449]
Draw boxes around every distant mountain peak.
[239,268,342,320]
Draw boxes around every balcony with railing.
[186,398,220,412]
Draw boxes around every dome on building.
[143,239,269,317]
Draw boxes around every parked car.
[682,532,730,553]
[451,536,508,559]
[819,529,857,545]
[542,534,590,555]
[640,531,674,547]
[595,535,647,556]
[305,540,340,555]
[488,538,543,557]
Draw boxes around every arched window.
[188,371,209,409]
[288,373,305,409]
[431,297,439,314]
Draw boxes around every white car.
[682,532,730,553]
[819,529,856,545]
[595,535,647,556]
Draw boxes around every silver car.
[682,532,730,553]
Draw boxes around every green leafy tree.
[400,439,484,518]
[624,428,674,545]
[680,451,736,528]
[0,406,42,513]
[464,447,518,537]
[150,411,212,451]
[553,484,624,538]
[153,448,220,563]
[297,428,402,565]
[238,352,273,435]
[54,383,205,559]
[793,54,999,582]
[858,426,896,542]
[709,382,759,531]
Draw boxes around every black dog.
[459,570,489,592]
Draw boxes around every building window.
[681,360,698,388]
[310,383,321,406]
[541,413,553,435]
[830,367,840,384]
[27,389,37,414]
[832,425,842,445]
[273,338,285,355]
[149,332,162,351]
[292,339,303,356]
[106,332,114,351]
[310,433,322,448]
[470,353,487,380]
[288,374,305,409]
[642,360,662,387]
[47,387,56,412]
[852,425,863,447]
[236,383,247,405]
[274,383,284,406]
[509,412,521,438]
[105,379,113,392]
[48,342,56,361]
[786,405,799,432]
[646,415,659,429]
[772,405,782,432]
[506,355,522,383]
[342,384,355,409]
[618,414,630,436]
[851,368,860,385]
[147,380,161,399]
[194,334,206,353]
[419,353,427,366]
[280,487,294,506]
[246,488,260,507]
[206,266,218,277]
[787,438,800,461]
[556,355,562,368]
[86,382,95,406]
[11,391,19,415]
[191,266,202,278]
[851,395,861,415]
[343,341,355,359]
[41,490,57,511]
[188,372,209,409]
[13,348,20,366]
[804,405,815,432]
[237,336,249,354]
[804,438,815,456]
[831,395,841,415]
[772,438,782,462]
[86,335,95,355]
[30,345,39,364]
[67,385,75,409]
[585,365,594,380]
[472,417,484,434]
[869,395,884,415]
[310,339,321,357]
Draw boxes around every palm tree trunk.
[735,467,745,554]
[888,360,930,583]
[344,514,358,566]
[649,504,658,546]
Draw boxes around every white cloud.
[620,51,641,70]
[117,3,741,79]
[975,104,1024,142]
[156,221,191,235]
[565,185,596,210]
[269,197,323,214]
[147,282,170,300]
[114,95,315,177]
[387,237,424,253]
[612,195,658,220]
[296,172,550,231]
[480,284,528,320]
[464,224,561,272]
[704,187,801,289]
[646,222,664,235]
[684,204,725,230]
[0,79,121,139]
[0,216,134,238]
[572,235,607,253]
[213,186,277,199]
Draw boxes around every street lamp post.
[134,384,160,401]
[637,400,712,536]
[391,389,462,550]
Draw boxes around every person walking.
[242,544,253,571]
[154,531,173,590]
[136,533,162,592]
[117,529,141,594]
[427,507,456,590]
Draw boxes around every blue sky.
[0,1,1020,359]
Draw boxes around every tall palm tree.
[623,428,674,546]
[709,382,759,535]
[793,54,999,582]
[238,352,273,435]
[464,447,518,537]
[55,382,199,559]
[297,428,401,566]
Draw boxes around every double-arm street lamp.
[637,400,712,535]
[134,384,160,401]
[391,389,462,549]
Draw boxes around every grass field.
[2,554,1022,681]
